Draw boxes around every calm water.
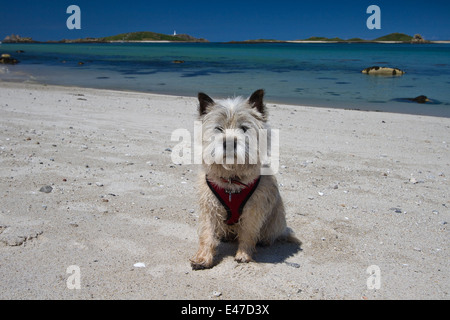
[1,42,450,117]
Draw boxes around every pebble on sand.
[39,185,53,193]
[133,262,146,268]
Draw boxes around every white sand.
[0,82,448,299]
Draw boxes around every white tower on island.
[173,30,177,36]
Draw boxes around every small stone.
[39,185,53,193]
[409,176,417,184]
[133,262,146,268]
[212,291,222,297]
[285,262,300,268]
[95,182,104,187]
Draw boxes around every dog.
[190,89,300,270]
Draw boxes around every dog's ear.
[248,89,266,116]
[198,92,215,116]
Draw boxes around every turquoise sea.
[1,42,450,117]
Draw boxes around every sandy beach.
[0,81,448,300]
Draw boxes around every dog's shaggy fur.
[190,89,300,270]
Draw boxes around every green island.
[300,33,415,42]
[2,31,209,43]
[99,31,208,42]
[231,33,433,43]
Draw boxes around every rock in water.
[361,66,405,76]
[0,54,19,65]
[408,95,430,104]
[390,95,435,104]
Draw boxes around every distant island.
[2,31,209,43]
[299,32,419,42]
[99,31,208,43]
[2,32,449,44]
[230,33,442,44]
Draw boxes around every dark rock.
[39,185,53,193]
[0,54,19,65]
[408,95,430,104]
[390,95,441,105]
[285,261,301,268]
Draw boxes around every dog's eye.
[215,127,224,132]
[241,126,249,133]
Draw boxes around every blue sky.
[1,0,449,41]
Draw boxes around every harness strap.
[206,176,261,225]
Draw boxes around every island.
[98,31,208,43]
[230,33,446,44]
[2,31,209,44]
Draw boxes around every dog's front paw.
[234,251,253,263]
[190,257,214,270]
[190,261,213,270]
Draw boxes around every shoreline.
[1,80,448,120]
[0,81,449,299]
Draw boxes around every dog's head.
[197,89,269,178]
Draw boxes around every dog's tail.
[279,227,302,246]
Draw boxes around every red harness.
[206,176,261,225]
